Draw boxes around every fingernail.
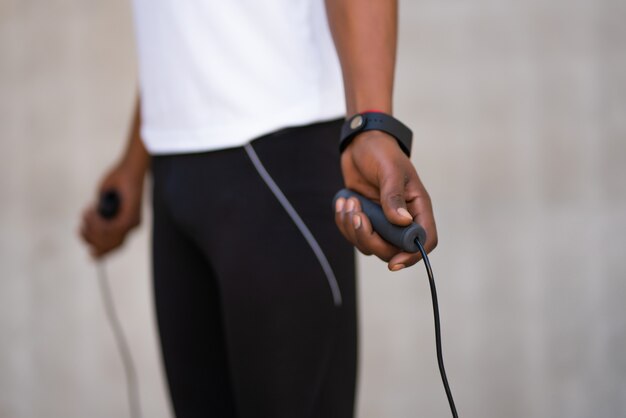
[391,264,406,272]
[353,214,361,229]
[346,198,355,211]
[335,198,345,212]
[397,208,412,220]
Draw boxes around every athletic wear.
[151,120,357,418]
[134,3,356,414]
[132,0,345,155]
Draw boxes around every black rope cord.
[95,243,457,418]
[97,263,142,418]
[416,239,458,418]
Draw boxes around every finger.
[350,213,371,255]
[334,197,350,240]
[352,208,399,261]
[342,198,369,255]
[341,198,360,245]
[86,198,126,230]
[80,223,107,259]
[336,197,361,247]
[91,246,106,260]
[89,233,122,259]
[81,221,108,254]
[338,196,408,263]
[84,209,106,237]
[80,208,101,245]
[378,164,413,227]
[84,208,119,251]
[388,251,423,271]
[81,206,96,229]
[80,223,94,246]
[406,189,438,253]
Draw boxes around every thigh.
[151,164,237,418]
[254,120,358,418]
[201,121,357,418]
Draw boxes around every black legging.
[151,119,357,418]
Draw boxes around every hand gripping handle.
[333,189,427,253]
[98,189,121,220]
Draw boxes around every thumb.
[378,167,413,226]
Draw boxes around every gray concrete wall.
[1,1,625,417]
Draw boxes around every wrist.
[346,130,400,155]
[340,111,413,157]
[118,152,148,181]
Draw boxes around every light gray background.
[1,1,625,417]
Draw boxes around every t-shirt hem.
[143,108,346,155]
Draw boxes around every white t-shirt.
[131,0,346,155]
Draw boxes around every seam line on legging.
[244,143,342,307]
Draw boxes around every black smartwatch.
[339,111,413,156]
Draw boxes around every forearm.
[83,97,147,257]
[325,0,397,115]
[119,96,150,178]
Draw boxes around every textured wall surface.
[1,1,625,417]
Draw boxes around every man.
[81,0,437,417]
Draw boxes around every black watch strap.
[339,112,413,156]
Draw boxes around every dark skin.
[81,0,437,270]
[328,0,437,270]
[80,98,147,258]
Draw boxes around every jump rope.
[95,188,458,418]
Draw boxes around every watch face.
[350,115,364,130]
